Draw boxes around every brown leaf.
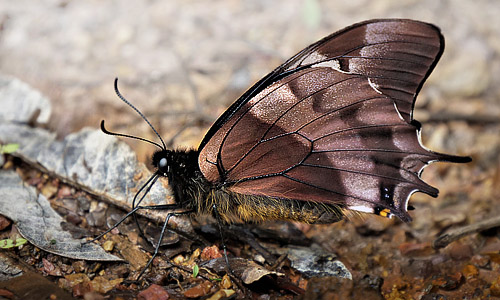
[203,257,283,285]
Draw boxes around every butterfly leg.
[211,204,251,295]
[84,203,180,244]
[131,173,160,245]
[85,202,194,281]
[212,204,231,271]
[133,208,193,280]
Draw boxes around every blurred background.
[0,0,499,217]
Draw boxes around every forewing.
[280,19,445,122]
[198,19,469,222]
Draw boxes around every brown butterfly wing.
[198,19,470,222]
[279,19,445,123]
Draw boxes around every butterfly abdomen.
[194,187,344,224]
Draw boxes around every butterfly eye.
[159,157,167,169]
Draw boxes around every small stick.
[433,215,500,249]
[422,112,500,124]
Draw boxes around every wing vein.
[224,71,365,175]
[297,39,438,68]
[299,162,428,189]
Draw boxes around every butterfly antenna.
[100,120,164,150]
[113,78,167,150]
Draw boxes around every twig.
[433,215,500,249]
[421,112,500,124]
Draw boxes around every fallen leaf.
[203,257,284,285]
[0,170,121,261]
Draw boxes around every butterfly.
[96,19,471,278]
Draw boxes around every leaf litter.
[0,68,499,299]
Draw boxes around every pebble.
[71,261,87,273]
[183,281,213,298]
[220,274,232,289]
[91,276,123,294]
[200,245,222,260]
[137,284,170,300]
[433,209,466,228]
[491,276,500,297]
[206,289,235,300]
[399,242,435,257]
[470,255,490,268]
[432,272,463,290]
[461,264,479,279]
[446,243,474,260]
[0,215,11,231]
[355,215,394,236]
[102,240,114,251]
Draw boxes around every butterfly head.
[152,149,171,177]
[103,79,201,185]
